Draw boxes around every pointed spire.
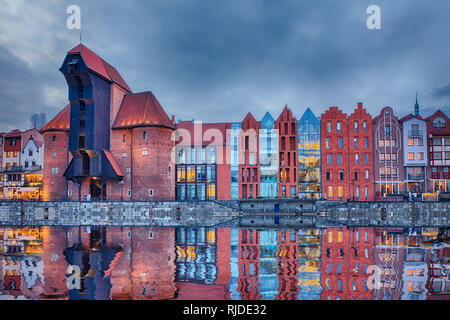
[414,91,420,116]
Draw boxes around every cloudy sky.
[1,0,450,131]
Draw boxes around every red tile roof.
[4,129,22,138]
[112,91,175,130]
[68,44,132,93]
[22,128,44,148]
[399,113,424,122]
[41,104,71,133]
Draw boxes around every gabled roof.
[67,44,132,93]
[425,109,449,122]
[261,112,275,129]
[22,128,44,148]
[276,105,296,123]
[41,104,71,133]
[399,113,424,122]
[112,91,175,130]
[242,112,260,130]
[298,108,320,124]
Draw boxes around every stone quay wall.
[0,200,448,227]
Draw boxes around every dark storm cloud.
[1,0,450,131]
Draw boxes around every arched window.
[433,117,446,128]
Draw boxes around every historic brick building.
[275,106,298,198]
[42,44,175,201]
[348,103,374,201]
[239,113,260,199]
[321,107,350,201]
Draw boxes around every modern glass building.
[259,112,278,198]
[230,122,241,199]
[298,108,321,199]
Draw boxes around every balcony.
[1,166,25,173]
[407,174,425,181]
[380,174,399,180]
[408,130,423,137]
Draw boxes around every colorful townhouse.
[426,110,450,193]
[400,99,428,194]
[373,107,405,199]
[0,128,44,200]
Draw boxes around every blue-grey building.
[259,112,278,198]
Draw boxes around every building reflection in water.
[0,225,448,300]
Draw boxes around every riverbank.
[0,200,448,227]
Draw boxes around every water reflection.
[0,226,448,300]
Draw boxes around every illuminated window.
[337,232,343,243]
[142,149,148,156]
[408,138,414,146]
[338,186,343,198]
[328,232,333,243]
[328,186,333,198]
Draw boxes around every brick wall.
[42,131,70,201]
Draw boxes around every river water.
[0,225,448,300]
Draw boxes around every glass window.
[363,121,367,132]
[338,137,343,149]
[328,154,332,165]
[408,138,414,146]
[339,170,344,181]
[354,121,358,132]
[337,154,342,165]
[327,122,332,133]
[355,154,359,164]
[354,137,358,149]
[433,137,441,146]
[364,153,368,164]
[385,126,391,136]
[326,138,330,149]
[337,122,341,133]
